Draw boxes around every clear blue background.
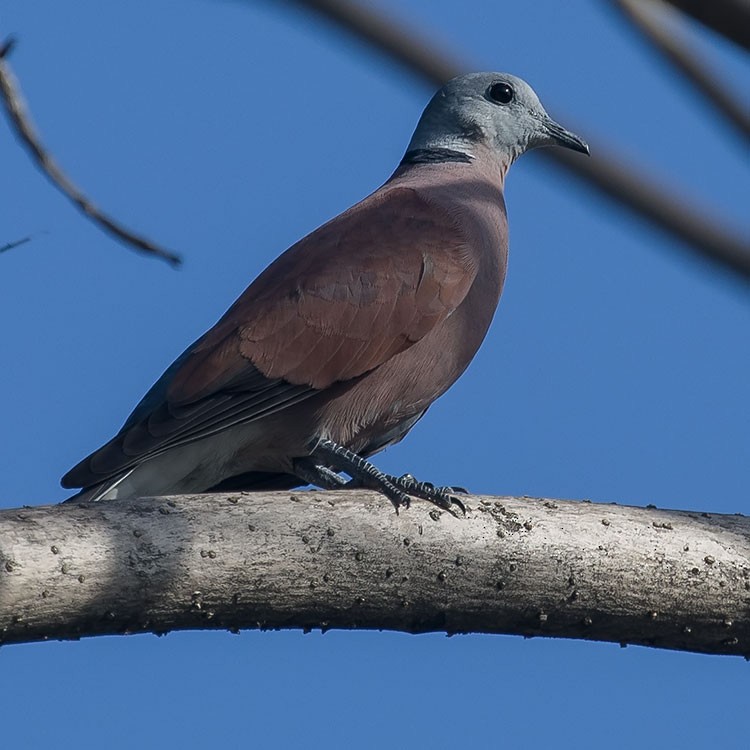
[2,1,748,747]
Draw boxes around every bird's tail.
[62,468,136,503]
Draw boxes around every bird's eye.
[487,82,514,105]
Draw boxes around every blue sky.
[1,1,748,747]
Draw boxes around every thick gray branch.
[1,492,748,655]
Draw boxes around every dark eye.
[487,82,514,104]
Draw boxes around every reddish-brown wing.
[168,186,478,401]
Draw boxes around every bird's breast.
[316,217,508,455]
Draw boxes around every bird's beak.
[542,117,590,155]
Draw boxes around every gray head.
[406,72,588,167]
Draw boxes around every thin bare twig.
[663,0,750,51]
[0,235,31,253]
[0,38,182,267]
[278,0,750,282]
[614,0,750,141]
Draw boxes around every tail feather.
[62,468,136,503]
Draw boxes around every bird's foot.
[310,438,464,514]
[385,473,466,515]
[310,439,411,511]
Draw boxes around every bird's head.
[406,72,589,167]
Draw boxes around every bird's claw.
[442,485,469,494]
[386,473,466,515]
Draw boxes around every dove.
[62,72,588,511]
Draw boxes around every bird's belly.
[314,308,492,455]
[102,419,306,498]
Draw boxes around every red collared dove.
[63,72,588,511]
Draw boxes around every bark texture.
[0,491,748,655]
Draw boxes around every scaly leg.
[310,438,464,513]
[292,456,348,489]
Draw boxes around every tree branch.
[0,235,32,254]
[1,491,748,655]
[0,37,182,267]
[663,0,750,51]
[613,0,750,141]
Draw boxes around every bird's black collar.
[400,147,473,165]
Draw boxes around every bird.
[62,72,589,512]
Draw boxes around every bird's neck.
[388,148,508,221]
[404,127,513,181]
[398,137,511,187]
[404,131,478,162]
